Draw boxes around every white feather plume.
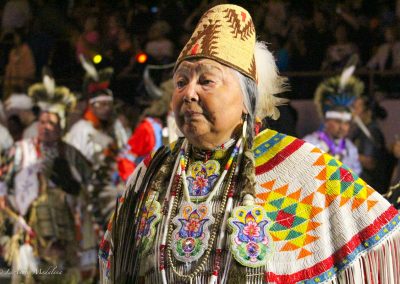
[79,54,99,81]
[339,65,355,92]
[254,41,288,119]
[43,74,55,97]
[18,243,38,272]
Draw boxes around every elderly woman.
[99,4,400,284]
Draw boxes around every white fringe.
[323,228,400,284]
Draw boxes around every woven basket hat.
[176,4,256,81]
[175,4,287,119]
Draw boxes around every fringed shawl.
[99,129,400,283]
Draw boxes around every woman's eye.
[176,80,186,88]
[200,78,214,85]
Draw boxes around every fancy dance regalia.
[0,75,94,283]
[304,66,363,175]
[117,117,163,181]
[65,56,127,165]
[117,79,175,181]
[99,4,400,284]
[65,56,128,225]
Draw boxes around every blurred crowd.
[0,0,399,283]
[1,1,400,94]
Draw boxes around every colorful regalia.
[117,117,163,182]
[65,57,127,225]
[304,66,363,175]
[98,4,399,284]
[99,129,399,283]
[117,77,175,182]
[0,74,96,283]
[65,56,126,165]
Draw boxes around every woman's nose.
[183,81,199,103]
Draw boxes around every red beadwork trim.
[159,244,166,271]
[212,249,223,277]
[228,181,235,198]
[171,174,181,197]
[264,207,398,283]
[255,139,304,175]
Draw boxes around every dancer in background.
[304,66,362,175]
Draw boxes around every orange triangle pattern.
[351,198,365,211]
[261,179,276,190]
[312,151,377,211]
[367,200,378,211]
[288,189,301,200]
[306,221,321,233]
[304,234,319,245]
[297,248,313,259]
[315,168,327,180]
[281,242,300,251]
[311,147,323,153]
[340,196,351,207]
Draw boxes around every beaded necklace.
[159,137,243,283]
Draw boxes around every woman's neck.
[190,138,236,162]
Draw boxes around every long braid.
[236,136,256,200]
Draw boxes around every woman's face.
[172,59,246,150]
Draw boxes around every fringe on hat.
[254,41,288,120]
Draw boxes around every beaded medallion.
[171,201,215,262]
[186,160,220,201]
[228,205,272,268]
[137,199,162,253]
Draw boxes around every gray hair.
[234,70,258,146]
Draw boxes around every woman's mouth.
[184,110,203,120]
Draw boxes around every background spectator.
[367,26,400,70]
[1,0,31,36]
[75,14,100,62]
[351,96,393,194]
[304,9,332,70]
[322,24,360,70]
[145,20,174,64]
[3,29,35,99]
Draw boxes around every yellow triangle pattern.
[257,178,324,259]
[311,148,378,211]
